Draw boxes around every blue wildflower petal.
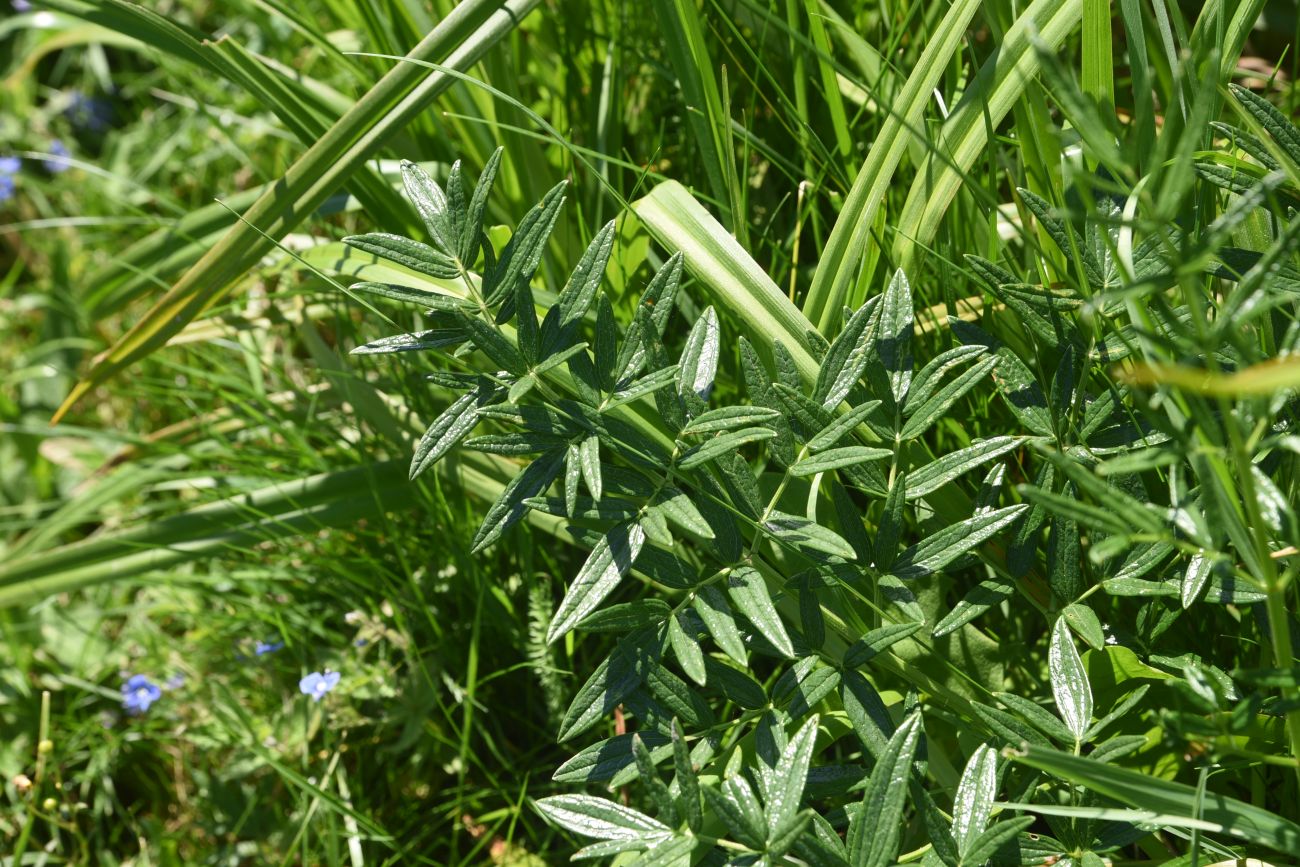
[44,141,71,174]
[121,674,162,714]
[298,670,340,702]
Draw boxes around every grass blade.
[53,0,542,422]
[800,0,983,334]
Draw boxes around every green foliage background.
[3,0,1300,864]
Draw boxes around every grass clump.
[3,0,1300,863]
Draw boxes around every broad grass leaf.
[635,182,824,380]
[1049,618,1093,742]
[952,744,998,855]
[535,794,669,840]
[848,712,923,867]
[53,2,542,422]
[1009,744,1300,854]
[889,0,1086,273]
[800,0,983,332]
[727,566,795,657]
[547,522,647,642]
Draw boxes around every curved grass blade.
[53,0,543,422]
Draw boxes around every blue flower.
[254,640,284,656]
[12,0,32,11]
[0,156,19,202]
[121,675,161,714]
[44,140,70,174]
[299,670,340,702]
[65,92,113,133]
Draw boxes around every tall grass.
[2,0,1299,863]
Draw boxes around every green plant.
[337,110,1300,861]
